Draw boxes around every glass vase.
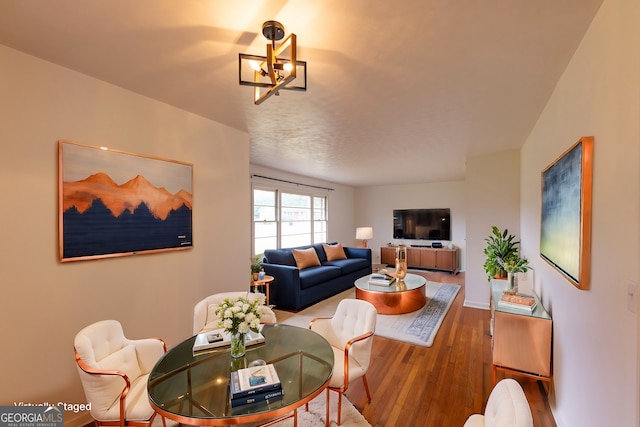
[395,245,408,281]
[230,332,246,358]
[507,271,518,292]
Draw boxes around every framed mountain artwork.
[58,140,193,262]
[540,136,593,290]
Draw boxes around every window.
[253,189,277,256]
[252,187,328,255]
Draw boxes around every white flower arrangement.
[215,294,265,336]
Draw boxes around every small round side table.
[251,275,275,305]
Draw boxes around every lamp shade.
[355,227,373,240]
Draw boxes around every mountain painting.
[59,140,193,261]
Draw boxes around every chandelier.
[238,21,307,105]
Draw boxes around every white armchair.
[193,291,277,335]
[309,299,377,426]
[74,320,167,427]
[463,379,533,427]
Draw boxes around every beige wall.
[464,150,521,309]
[521,0,639,425]
[0,45,251,426]
[354,181,466,267]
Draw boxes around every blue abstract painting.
[540,137,593,289]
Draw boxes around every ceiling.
[0,0,603,186]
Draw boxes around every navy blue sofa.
[262,243,372,311]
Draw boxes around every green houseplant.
[498,255,529,291]
[483,226,521,281]
[250,254,263,280]
[500,256,529,274]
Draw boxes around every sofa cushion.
[323,243,347,261]
[264,249,296,266]
[299,266,342,289]
[293,248,321,269]
[324,257,371,274]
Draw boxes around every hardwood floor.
[344,270,557,427]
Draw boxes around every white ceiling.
[0,0,603,186]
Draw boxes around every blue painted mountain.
[62,173,192,259]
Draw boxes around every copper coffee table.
[354,273,427,314]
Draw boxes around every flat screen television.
[393,208,451,241]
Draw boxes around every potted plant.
[482,226,521,281]
[498,254,529,291]
[250,254,263,281]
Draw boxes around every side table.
[491,279,552,384]
[251,275,275,305]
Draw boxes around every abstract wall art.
[58,140,193,262]
[540,136,593,290]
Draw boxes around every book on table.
[498,292,537,312]
[368,274,396,286]
[230,363,283,407]
[192,327,265,354]
[230,388,283,407]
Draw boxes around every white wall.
[354,181,466,267]
[464,150,520,309]
[0,45,251,426]
[520,0,639,425]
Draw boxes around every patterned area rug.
[375,282,460,347]
[274,392,371,427]
[275,281,460,348]
[267,393,371,427]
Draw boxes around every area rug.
[275,281,460,348]
[266,393,371,427]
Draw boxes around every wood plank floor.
[344,270,557,427]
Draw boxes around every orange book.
[498,293,537,311]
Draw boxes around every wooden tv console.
[380,245,458,274]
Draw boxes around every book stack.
[230,364,283,407]
[368,274,395,286]
[498,292,537,312]
[192,329,265,354]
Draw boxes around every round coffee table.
[354,273,427,314]
[148,324,333,426]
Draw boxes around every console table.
[380,246,458,273]
[490,279,552,384]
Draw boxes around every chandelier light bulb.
[249,60,262,72]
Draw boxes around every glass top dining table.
[148,324,334,426]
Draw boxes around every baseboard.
[463,299,489,310]
[64,412,92,427]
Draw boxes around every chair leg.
[325,388,331,427]
[362,374,372,402]
[337,391,343,426]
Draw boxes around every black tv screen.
[393,209,451,240]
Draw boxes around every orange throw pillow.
[292,248,321,269]
[323,243,347,261]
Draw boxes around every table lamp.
[355,227,373,248]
